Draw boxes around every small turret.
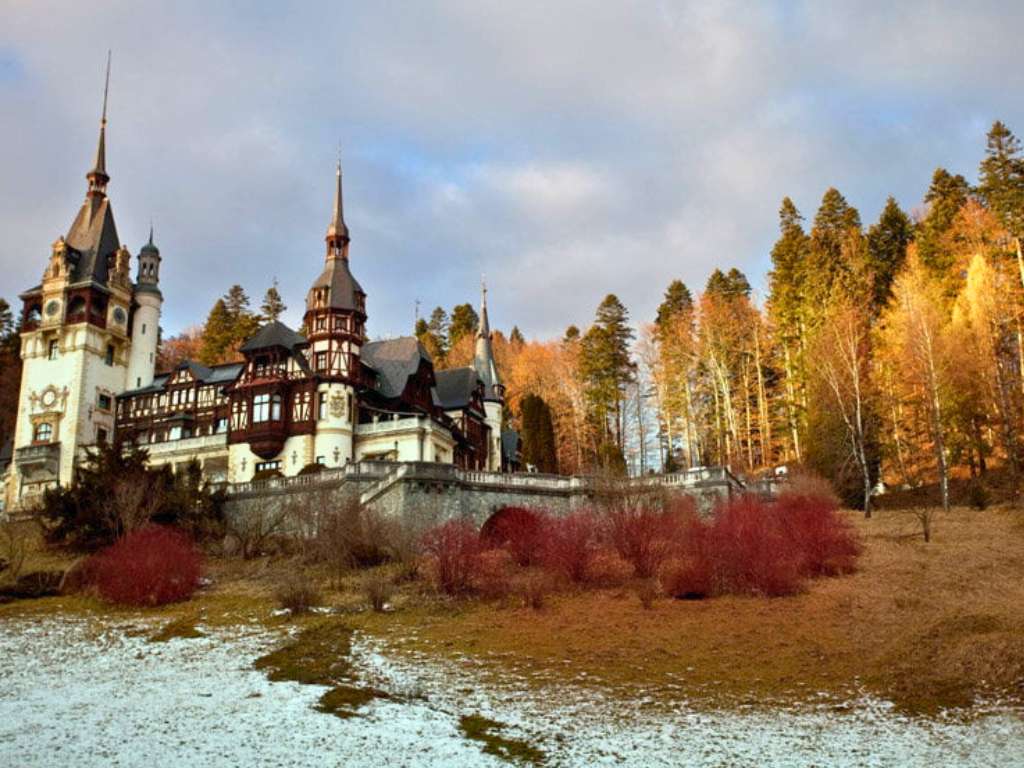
[136,226,162,296]
[474,280,504,403]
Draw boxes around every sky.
[1,1,1023,341]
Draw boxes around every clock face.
[45,300,60,317]
[112,307,127,324]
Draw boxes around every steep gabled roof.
[65,195,120,286]
[240,320,307,353]
[434,367,480,410]
[361,336,433,399]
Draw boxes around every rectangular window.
[169,425,182,441]
[141,323,147,335]
[97,427,109,445]
[255,460,281,473]
[315,351,327,371]
[253,393,270,423]
[97,393,112,411]
[318,392,327,420]
[316,455,325,465]
[315,316,326,331]
[48,340,59,360]
[105,344,115,366]
[215,418,228,434]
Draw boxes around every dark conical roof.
[474,282,502,401]
[140,225,159,254]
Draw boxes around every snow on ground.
[1,617,1022,767]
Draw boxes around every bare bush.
[361,570,393,612]
[0,523,33,586]
[514,570,551,611]
[275,573,321,615]
[227,499,291,560]
[637,579,659,609]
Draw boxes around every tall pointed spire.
[474,277,502,401]
[86,51,112,197]
[325,153,349,256]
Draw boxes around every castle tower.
[305,161,366,467]
[126,227,163,390]
[474,281,505,471]
[9,55,139,505]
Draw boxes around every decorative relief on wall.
[329,391,345,418]
[29,385,70,414]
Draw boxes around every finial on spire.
[148,221,154,246]
[325,151,350,252]
[87,51,112,195]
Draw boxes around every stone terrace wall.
[222,461,744,535]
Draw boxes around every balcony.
[15,442,61,480]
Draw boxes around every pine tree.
[978,120,1024,237]
[199,299,235,365]
[427,307,450,358]
[866,196,913,311]
[768,197,809,339]
[580,295,635,464]
[260,279,287,323]
[917,167,971,277]
[655,280,694,332]
[805,188,862,308]
[705,268,750,300]
[520,393,558,473]
[448,303,479,347]
[221,284,260,346]
[509,326,525,346]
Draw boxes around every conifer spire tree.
[866,196,913,311]
[978,121,1024,238]
[260,278,287,323]
[917,167,971,276]
[448,303,479,347]
[768,197,811,462]
[807,188,863,309]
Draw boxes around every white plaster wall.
[312,383,354,468]
[227,434,316,482]
[126,294,161,390]
[484,401,503,471]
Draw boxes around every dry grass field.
[3,504,1023,714]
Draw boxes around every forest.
[4,120,1024,511]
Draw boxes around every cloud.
[1,1,1022,340]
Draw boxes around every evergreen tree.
[768,197,809,338]
[448,303,479,347]
[260,279,287,323]
[704,268,751,300]
[427,307,450,357]
[0,297,22,451]
[978,120,1024,237]
[221,284,260,346]
[807,187,862,306]
[655,279,694,331]
[918,167,971,275]
[866,196,913,311]
[564,325,580,342]
[519,393,558,474]
[223,285,252,317]
[579,294,635,464]
[509,326,525,346]
[199,299,235,365]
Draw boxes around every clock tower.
[7,57,159,507]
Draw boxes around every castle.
[5,70,516,510]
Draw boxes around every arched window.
[33,422,53,443]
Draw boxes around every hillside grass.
[3,504,1024,714]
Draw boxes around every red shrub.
[420,520,483,595]
[480,506,548,566]
[541,511,600,583]
[658,516,713,598]
[90,525,203,606]
[705,496,804,596]
[472,548,515,599]
[585,549,635,586]
[774,492,861,576]
[604,503,692,578]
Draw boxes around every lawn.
[3,504,1023,714]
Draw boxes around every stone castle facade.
[5,68,516,510]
